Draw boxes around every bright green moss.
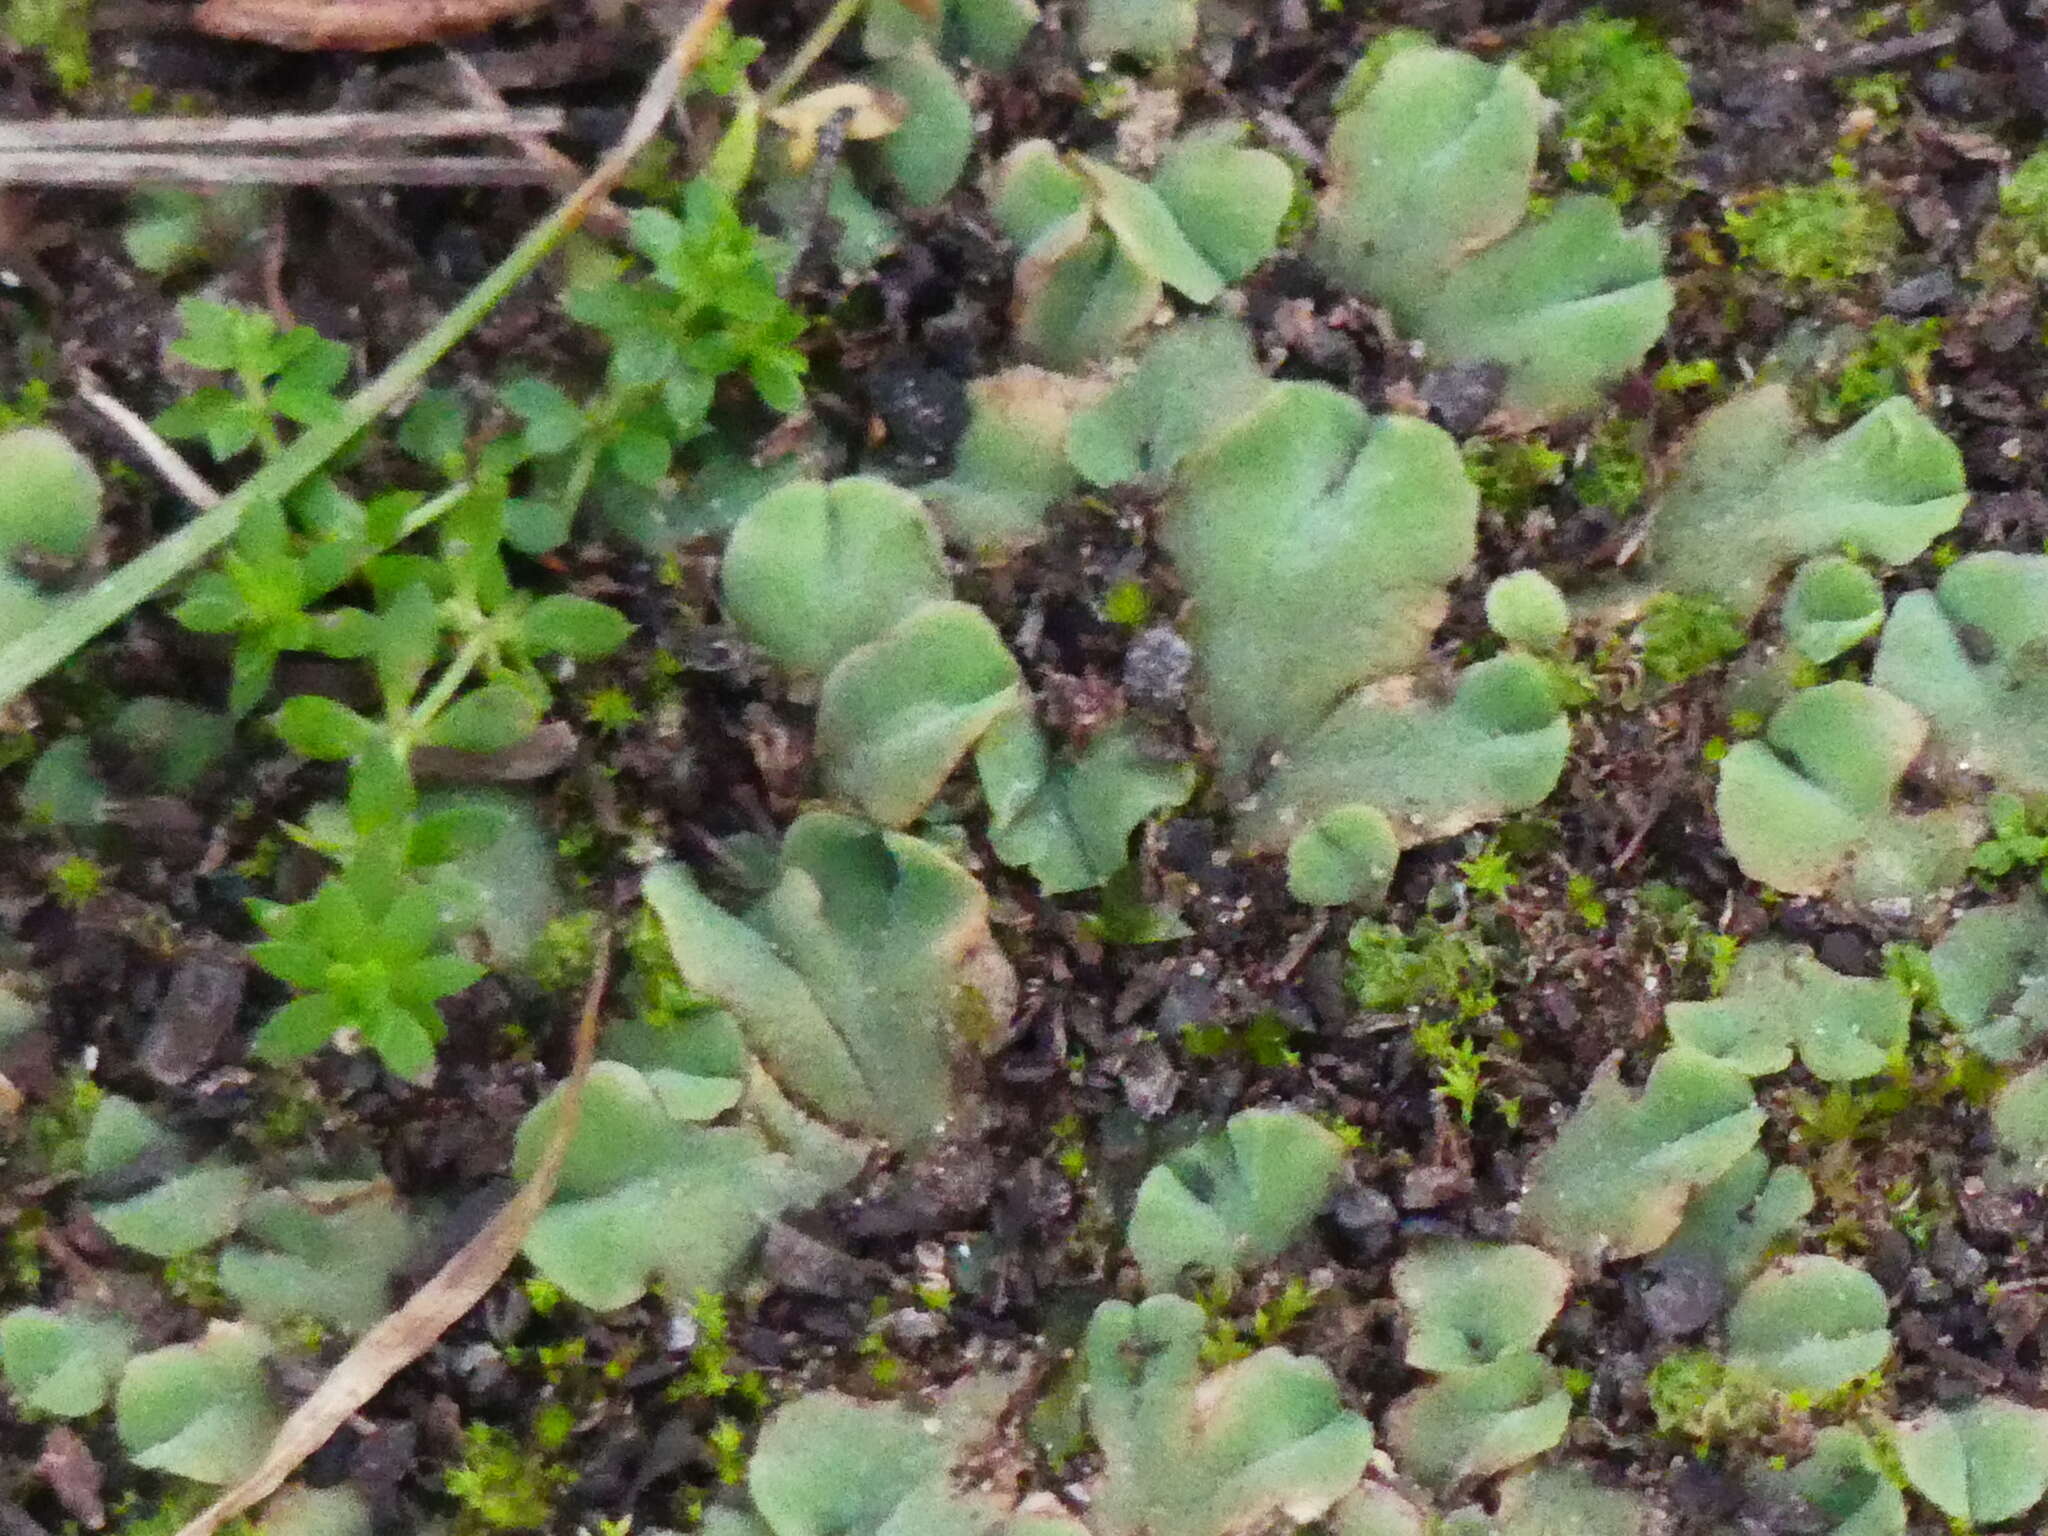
[444,1423,576,1533]
[1522,13,1694,200]
[1815,316,1943,424]
[1573,417,1650,513]
[1346,918,1498,1019]
[1463,437,1566,517]
[1636,593,1747,683]
[1723,179,1902,290]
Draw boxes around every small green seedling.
[115,1323,281,1484]
[1714,681,1978,908]
[1485,571,1571,653]
[1782,555,1885,663]
[1873,551,2048,796]
[1125,1109,1346,1293]
[1392,1241,1570,1373]
[1725,1255,1891,1396]
[1927,897,2048,1061]
[1085,1295,1377,1536]
[1759,1427,1907,1536]
[247,856,489,1082]
[1664,940,1909,1082]
[1314,45,1669,417]
[1521,1046,1763,1261]
[1891,1398,2048,1527]
[1641,386,1966,619]
[0,1306,136,1416]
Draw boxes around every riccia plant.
[1714,681,1978,908]
[0,425,102,647]
[1157,380,1568,887]
[1124,1108,1346,1292]
[992,129,1289,368]
[702,1295,1375,1536]
[1385,1241,1573,1488]
[1891,1398,2048,1527]
[1723,1255,1891,1396]
[1637,385,1966,619]
[1313,45,1671,418]
[643,811,1008,1149]
[1927,896,2048,1062]
[1521,1046,1763,1262]
[1872,551,2048,796]
[1663,940,1909,1082]
[1757,1427,1907,1536]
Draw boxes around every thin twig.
[0,107,564,151]
[79,384,223,511]
[761,0,864,111]
[0,0,733,708]
[442,47,629,240]
[0,152,553,186]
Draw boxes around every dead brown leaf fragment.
[170,938,611,1536]
[193,0,552,51]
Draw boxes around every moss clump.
[1646,1350,1782,1448]
[1975,148,2048,282]
[1522,13,1694,200]
[1724,179,1902,290]
[1573,417,1650,513]
[1346,918,1498,1020]
[1636,593,1747,684]
[1463,437,1566,517]
[4,0,93,91]
[1815,316,1943,424]
[444,1423,576,1533]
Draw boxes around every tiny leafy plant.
[1723,177,1902,292]
[1519,12,1693,201]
